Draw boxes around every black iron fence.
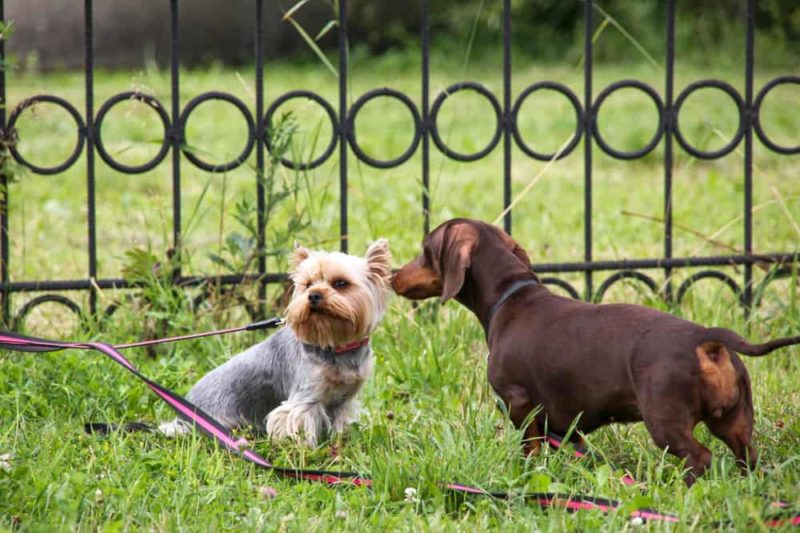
[0,0,798,329]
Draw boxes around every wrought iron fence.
[0,0,798,329]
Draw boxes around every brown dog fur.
[392,218,800,485]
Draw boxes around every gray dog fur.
[159,326,373,444]
[159,239,391,445]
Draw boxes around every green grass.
[2,302,800,530]
[1,47,800,530]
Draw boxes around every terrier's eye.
[332,280,349,289]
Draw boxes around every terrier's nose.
[308,291,323,306]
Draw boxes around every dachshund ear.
[497,229,531,267]
[511,244,531,267]
[438,224,477,303]
[510,243,541,281]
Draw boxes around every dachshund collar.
[488,278,539,325]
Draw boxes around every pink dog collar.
[334,337,370,354]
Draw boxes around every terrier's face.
[285,239,392,349]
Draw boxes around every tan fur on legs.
[696,342,740,418]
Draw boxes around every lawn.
[1,42,799,530]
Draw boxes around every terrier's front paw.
[331,399,361,433]
[158,419,191,437]
[265,403,292,440]
[266,401,330,446]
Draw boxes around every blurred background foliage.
[5,0,799,71]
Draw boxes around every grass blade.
[592,3,663,72]
[315,20,338,41]
[284,16,338,79]
[282,0,312,21]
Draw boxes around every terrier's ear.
[438,224,477,303]
[289,242,311,272]
[365,238,392,287]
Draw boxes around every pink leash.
[0,321,369,487]
[0,322,796,526]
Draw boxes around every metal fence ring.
[430,82,502,161]
[95,91,172,173]
[753,76,800,155]
[591,80,665,160]
[673,80,745,160]
[7,95,86,175]
[675,270,744,307]
[752,266,794,308]
[347,88,421,168]
[593,270,659,303]
[511,81,583,161]
[13,293,84,331]
[540,277,580,299]
[180,91,256,172]
[263,90,338,170]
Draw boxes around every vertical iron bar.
[663,0,675,303]
[743,0,754,316]
[255,0,266,318]
[583,0,593,301]
[421,0,430,236]
[170,0,182,278]
[0,0,8,324]
[338,0,348,252]
[85,0,97,315]
[502,0,512,234]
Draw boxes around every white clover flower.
[404,487,418,502]
[0,453,12,473]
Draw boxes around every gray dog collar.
[487,278,539,325]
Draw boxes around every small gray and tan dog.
[159,239,392,445]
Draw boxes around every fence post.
[255,0,266,319]
[84,0,98,316]
[583,0,594,301]
[169,0,182,281]
[663,0,675,304]
[502,0,512,235]
[338,0,349,253]
[743,0,755,318]
[0,0,9,326]
[420,0,430,237]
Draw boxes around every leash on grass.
[0,322,796,527]
[541,433,800,527]
[0,319,369,487]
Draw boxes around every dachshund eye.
[332,280,349,289]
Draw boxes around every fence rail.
[0,0,798,329]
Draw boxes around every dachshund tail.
[705,327,800,356]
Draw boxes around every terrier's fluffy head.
[285,239,391,349]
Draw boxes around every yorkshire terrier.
[159,239,392,446]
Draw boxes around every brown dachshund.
[392,218,800,485]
